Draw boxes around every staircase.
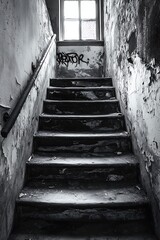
[10,77,156,239]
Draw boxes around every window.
[60,0,101,41]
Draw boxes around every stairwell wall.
[104,0,160,238]
[0,1,56,239]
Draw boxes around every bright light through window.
[82,21,96,39]
[81,1,96,19]
[64,20,79,40]
[64,1,79,19]
[61,0,99,40]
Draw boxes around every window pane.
[81,1,96,19]
[64,20,79,40]
[82,20,96,39]
[64,1,79,19]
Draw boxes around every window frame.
[60,0,101,41]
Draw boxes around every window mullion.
[61,0,65,40]
[96,0,100,40]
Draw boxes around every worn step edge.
[17,186,149,208]
[40,113,124,119]
[44,99,119,103]
[34,131,130,139]
[51,77,112,81]
[27,153,138,167]
[47,86,115,90]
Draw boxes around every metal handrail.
[1,35,56,138]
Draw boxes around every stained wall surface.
[104,0,160,237]
[0,1,56,239]
[57,42,104,78]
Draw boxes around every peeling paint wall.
[104,0,160,237]
[0,1,56,239]
[0,0,53,112]
[57,43,104,78]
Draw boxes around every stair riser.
[26,165,139,184]
[12,217,154,236]
[43,101,120,115]
[50,78,112,87]
[34,137,132,153]
[47,89,116,100]
[16,205,150,223]
[39,117,125,132]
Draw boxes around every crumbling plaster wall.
[104,0,160,237]
[0,1,56,239]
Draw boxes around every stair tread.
[9,233,157,240]
[35,131,129,138]
[17,186,148,207]
[27,153,138,167]
[47,86,115,90]
[44,99,118,103]
[52,77,112,80]
[40,113,123,119]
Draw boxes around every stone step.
[9,220,156,239]
[43,100,120,115]
[33,131,131,153]
[17,185,149,208]
[39,113,125,132]
[26,153,139,184]
[50,77,113,87]
[46,86,116,100]
[9,233,157,240]
[16,185,150,224]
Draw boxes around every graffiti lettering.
[57,52,89,67]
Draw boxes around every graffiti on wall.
[57,52,90,67]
